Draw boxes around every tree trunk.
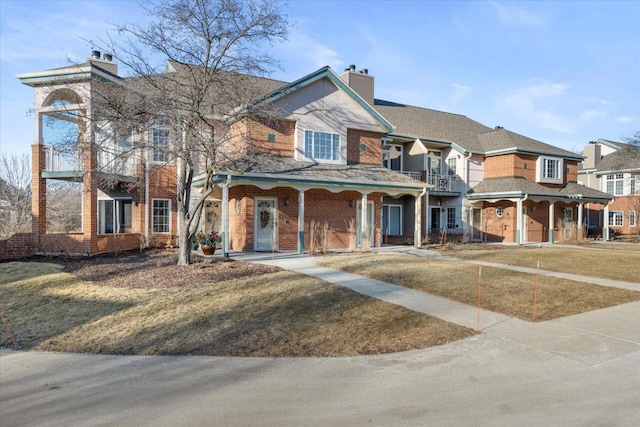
[177,205,191,266]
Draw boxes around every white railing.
[401,171,422,181]
[427,174,460,192]
[45,146,82,172]
[98,149,134,176]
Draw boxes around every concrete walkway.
[241,250,640,367]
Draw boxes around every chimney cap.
[495,125,504,130]
[103,53,113,61]
[359,69,369,75]
[349,64,356,71]
[91,50,101,59]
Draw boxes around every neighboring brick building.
[579,139,640,237]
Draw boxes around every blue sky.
[1,0,639,157]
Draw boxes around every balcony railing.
[45,146,82,172]
[401,171,422,181]
[44,145,134,176]
[428,174,460,192]
[399,170,460,192]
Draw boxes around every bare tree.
[87,0,288,264]
[623,130,640,146]
[0,153,32,239]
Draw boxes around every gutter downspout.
[144,151,149,248]
[415,187,427,248]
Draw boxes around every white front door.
[254,198,277,251]
[356,201,374,247]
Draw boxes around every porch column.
[603,203,610,241]
[577,202,584,236]
[516,198,523,244]
[414,192,422,248]
[221,179,229,256]
[361,193,368,246]
[425,193,430,238]
[297,189,305,254]
[548,202,555,244]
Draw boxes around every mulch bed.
[46,249,280,290]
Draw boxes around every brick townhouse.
[13,53,614,257]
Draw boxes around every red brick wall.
[347,129,383,164]
[484,154,536,180]
[228,186,381,251]
[147,165,178,248]
[565,160,578,184]
[482,202,517,242]
[0,233,35,260]
[248,117,296,157]
[31,144,46,234]
[608,196,640,235]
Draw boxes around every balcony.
[43,145,134,178]
[400,170,461,193]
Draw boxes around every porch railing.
[45,146,82,172]
[401,171,422,181]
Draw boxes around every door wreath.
[260,210,270,228]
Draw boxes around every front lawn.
[316,253,640,321]
[0,250,474,356]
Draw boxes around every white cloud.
[500,80,575,134]
[617,116,637,123]
[581,110,606,120]
[276,28,342,71]
[488,1,546,27]
[587,97,617,106]
[451,83,472,103]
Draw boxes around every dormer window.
[382,144,402,171]
[536,156,563,183]
[304,130,340,162]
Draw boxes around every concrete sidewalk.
[242,251,640,367]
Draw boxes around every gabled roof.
[253,67,394,132]
[479,128,582,160]
[373,100,581,160]
[373,100,491,152]
[467,177,612,202]
[16,59,121,86]
[595,144,640,174]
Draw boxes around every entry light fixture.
[284,197,290,206]
[349,199,355,208]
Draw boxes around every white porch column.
[578,202,584,236]
[603,203,610,241]
[414,192,423,248]
[221,179,230,256]
[516,198,523,245]
[548,202,555,244]
[361,193,368,247]
[425,193,430,238]
[297,190,305,254]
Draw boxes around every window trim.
[536,156,563,184]
[152,198,172,234]
[495,207,504,218]
[447,207,456,229]
[605,173,624,196]
[382,204,403,236]
[609,210,623,227]
[150,122,171,164]
[303,129,341,163]
[630,210,637,227]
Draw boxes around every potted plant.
[196,231,221,255]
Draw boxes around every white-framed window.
[609,210,623,227]
[447,157,457,176]
[382,144,403,171]
[151,122,171,163]
[304,130,340,161]
[631,174,637,195]
[447,207,456,229]
[630,210,637,227]
[537,157,563,183]
[605,173,624,196]
[382,204,402,235]
[427,150,442,176]
[98,198,133,234]
[495,207,504,218]
[152,199,171,233]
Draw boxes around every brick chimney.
[339,65,374,105]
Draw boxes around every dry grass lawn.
[0,251,474,356]
[316,253,640,321]
[443,245,640,283]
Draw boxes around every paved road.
[2,249,639,425]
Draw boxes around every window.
[543,158,559,180]
[304,130,340,161]
[151,123,170,163]
[609,210,623,227]
[605,174,624,196]
[152,199,171,233]
[382,205,402,235]
[447,207,456,229]
[98,199,132,234]
[630,210,637,227]
[447,157,457,176]
[631,175,637,195]
[427,150,442,175]
[495,207,504,218]
[382,144,403,171]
